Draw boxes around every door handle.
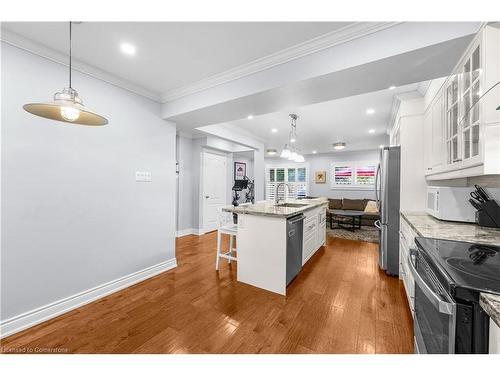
[205,196,210,198]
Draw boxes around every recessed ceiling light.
[379,145,384,148]
[266,149,277,155]
[247,115,254,120]
[366,108,375,115]
[369,129,375,134]
[312,150,317,154]
[333,142,346,150]
[271,128,278,133]
[120,42,136,56]
[388,85,396,90]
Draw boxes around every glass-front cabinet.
[445,41,482,167]
[460,43,481,161]
[425,24,500,180]
[445,74,460,164]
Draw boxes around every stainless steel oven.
[408,249,456,354]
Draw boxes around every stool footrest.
[219,252,237,261]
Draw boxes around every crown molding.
[387,95,402,135]
[160,22,402,103]
[387,90,426,134]
[1,29,162,102]
[416,80,432,97]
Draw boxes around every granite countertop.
[223,198,329,218]
[401,211,500,246]
[480,293,500,327]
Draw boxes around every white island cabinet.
[223,198,328,295]
[302,205,327,265]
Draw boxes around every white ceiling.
[1,22,351,98]
[226,82,424,154]
[167,33,474,129]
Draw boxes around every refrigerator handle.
[375,163,381,211]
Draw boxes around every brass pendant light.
[23,22,108,126]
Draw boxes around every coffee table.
[328,209,365,232]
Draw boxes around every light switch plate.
[135,171,152,182]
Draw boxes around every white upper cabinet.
[423,109,432,172]
[424,24,500,180]
[431,94,445,170]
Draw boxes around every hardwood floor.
[0,233,413,354]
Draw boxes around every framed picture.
[234,162,246,180]
[315,171,326,184]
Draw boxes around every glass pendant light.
[23,22,108,126]
[295,154,305,163]
[280,144,291,158]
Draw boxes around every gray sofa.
[327,198,379,227]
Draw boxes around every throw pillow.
[364,200,379,214]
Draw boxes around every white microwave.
[426,186,476,223]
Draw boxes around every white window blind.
[266,164,309,201]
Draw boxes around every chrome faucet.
[275,182,289,205]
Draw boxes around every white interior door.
[202,151,227,232]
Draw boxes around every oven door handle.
[407,254,454,315]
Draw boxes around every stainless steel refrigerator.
[375,146,400,276]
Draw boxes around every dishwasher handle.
[287,214,305,224]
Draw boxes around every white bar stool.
[215,204,251,270]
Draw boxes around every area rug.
[326,225,379,244]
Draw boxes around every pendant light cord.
[69,21,72,89]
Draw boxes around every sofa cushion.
[328,199,342,209]
[342,198,366,211]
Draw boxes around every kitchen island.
[223,198,328,295]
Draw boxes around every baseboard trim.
[176,228,205,237]
[0,258,177,339]
[176,228,196,237]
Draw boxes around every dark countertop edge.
[480,293,500,327]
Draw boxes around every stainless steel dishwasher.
[286,214,304,285]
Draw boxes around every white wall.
[396,97,427,212]
[174,124,266,233]
[1,43,177,324]
[197,123,265,201]
[265,149,380,200]
[176,134,194,233]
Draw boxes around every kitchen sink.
[277,203,309,208]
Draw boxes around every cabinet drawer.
[400,254,415,314]
[318,224,326,246]
[302,234,316,263]
[304,217,318,238]
[400,217,416,248]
